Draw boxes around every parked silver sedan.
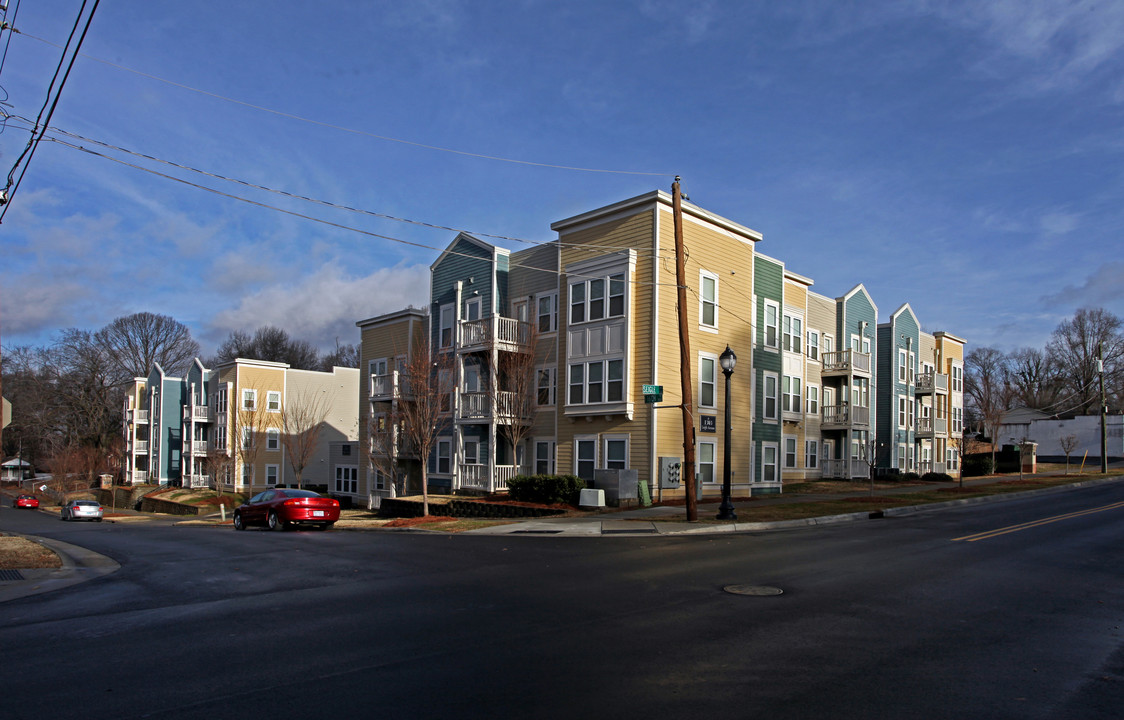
[60,499,104,522]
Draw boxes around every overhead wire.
[0,0,100,222]
[19,31,675,179]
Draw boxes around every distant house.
[2,458,33,482]
[1000,408,1124,463]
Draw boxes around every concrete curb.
[0,533,120,603]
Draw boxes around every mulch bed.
[384,516,458,528]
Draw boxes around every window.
[806,440,819,469]
[537,367,556,406]
[570,274,627,324]
[909,351,916,385]
[784,436,798,469]
[242,464,253,486]
[604,436,628,470]
[242,427,253,450]
[440,305,454,348]
[952,407,963,433]
[335,466,357,494]
[700,271,718,329]
[783,314,802,353]
[266,464,279,486]
[575,437,597,481]
[783,376,802,414]
[808,330,819,361]
[266,391,281,412]
[567,360,624,405]
[823,334,834,356]
[898,444,907,471]
[266,429,280,451]
[463,440,479,465]
[898,397,907,428]
[947,448,959,471]
[537,292,557,333]
[698,441,716,483]
[242,388,256,411]
[465,297,481,322]
[764,301,779,349]
[435,438,451,475]
[215,388,228,414]
[908,398,915,430]
[898,349,908,383]
[342,444,351,456]
[700,356,716,408]
[761,444,778,483]
[951,365,963,392]
[535,440,556,475]
[806,385,819,416]
[570,282,586,324]
[763,372,778,420]
[463,362,481,393]
[609,274,625,317]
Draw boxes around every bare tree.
[492,324,538,477]
[859,434,881,497]
[965,347,1015,472]
[211,326,320,370]
[95,312,200,378]
[233,390,277,492]
[320,339,360,370]
[397,340,455,517]
[1059,434,1079,475]
[205,446,234,497]
[1046,308,1124,415]
[366,405,403,500]
[1006,347,1063,411]
[279,386,333,488]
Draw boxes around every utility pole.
[672,178,697,521]
[1099,343,1108,473]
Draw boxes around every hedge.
[506,474,586,505]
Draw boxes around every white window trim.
[534,438,556,475]
[537,366,557,407]
[265,464,279,486]
[783,313,803,354]
[537,291,558,334]
[699,352,718,409]
[783,434,798,469]
[603,434,630,471]
[462,439,480,466]
[242,388,257,411]
[698,439,717,484]
[763,300,780,350]
[266,428,280,452]
[807,329,820,361]
[763,371,779,422]
[434,437,452,476]
[439,305,455,348]
[699,270,719,332]
[806,384,819,416]
[805,439,819,470]
[574,434,598,479]
[761,442,779,483]
[266,390,281,413]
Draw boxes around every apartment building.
[123,358,358,493]
[355,189,967,500]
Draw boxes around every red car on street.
[233,488,339,531]
[14,494,39,509]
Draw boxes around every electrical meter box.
[659,457,682,489]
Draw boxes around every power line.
[20,31,674,179]
[0,0,100,221]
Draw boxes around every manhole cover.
[723,584,783,596]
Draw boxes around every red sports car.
[14,494,40,509]
[233,488,339,531]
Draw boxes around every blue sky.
[2,1,1122,358]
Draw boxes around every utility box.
[1019,441,1038,473]
[594,469,639,506]
[579,488,605,508]
[659,457,682,489]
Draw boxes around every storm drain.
[723,584,783,597]
[0,569,24,581]
[513,529,563,535]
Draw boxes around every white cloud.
[1042,261,1124,307]
[1039,210,1080,236]
[207,262,431,350]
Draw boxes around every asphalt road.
[2,482,1123,719]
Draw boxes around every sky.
[1,0,1123,359]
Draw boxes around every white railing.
[371,370,414,400]
[459,316,530,350]
[134,440,149,454]
[458,463,517,492]
[916,417,948,436]
[192,441,208,455]
[822,349,871,374]
[458,391,528,421]
[185,473,212,489]
[133,410,150,423]
[132,470,149,484]
[821,404,870,428]
[915,373,949,394]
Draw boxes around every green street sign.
[642,384,663,395]
[644,392,663,404]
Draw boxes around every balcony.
[131,470,149,484]
[370,370,415,402]
[458,391,531,423]
[822,459,870,480]
[915,417,948,439]
[821,403,871,430]
[134,440,149,454]
[130,409,150,424]
[915,372,949,396]
[457,463,518,492]
[459,316,531,354]
[183,405,214,422]
[821,349,872,377]
[184,473,213,489]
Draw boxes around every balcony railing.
[132,409,150,424]
[183,405,214,422]
[458,391,531,422]
[821,404,871,429]
[822,349,872,376]
[915,372,949,395]
[916,417,948,438]
[458,463,518,492]
[134,440,149,454]
[459,316,531,353]
[184,473,213,489]
[131,470,149,484]
[821,459,871,480]
[370,370,415,402]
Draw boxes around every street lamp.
[717,345,737,520]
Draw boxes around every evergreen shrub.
[507,474,586,505]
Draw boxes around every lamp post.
[717,345,737,520]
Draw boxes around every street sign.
[644,392,663,404]
[642,384,663,396]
